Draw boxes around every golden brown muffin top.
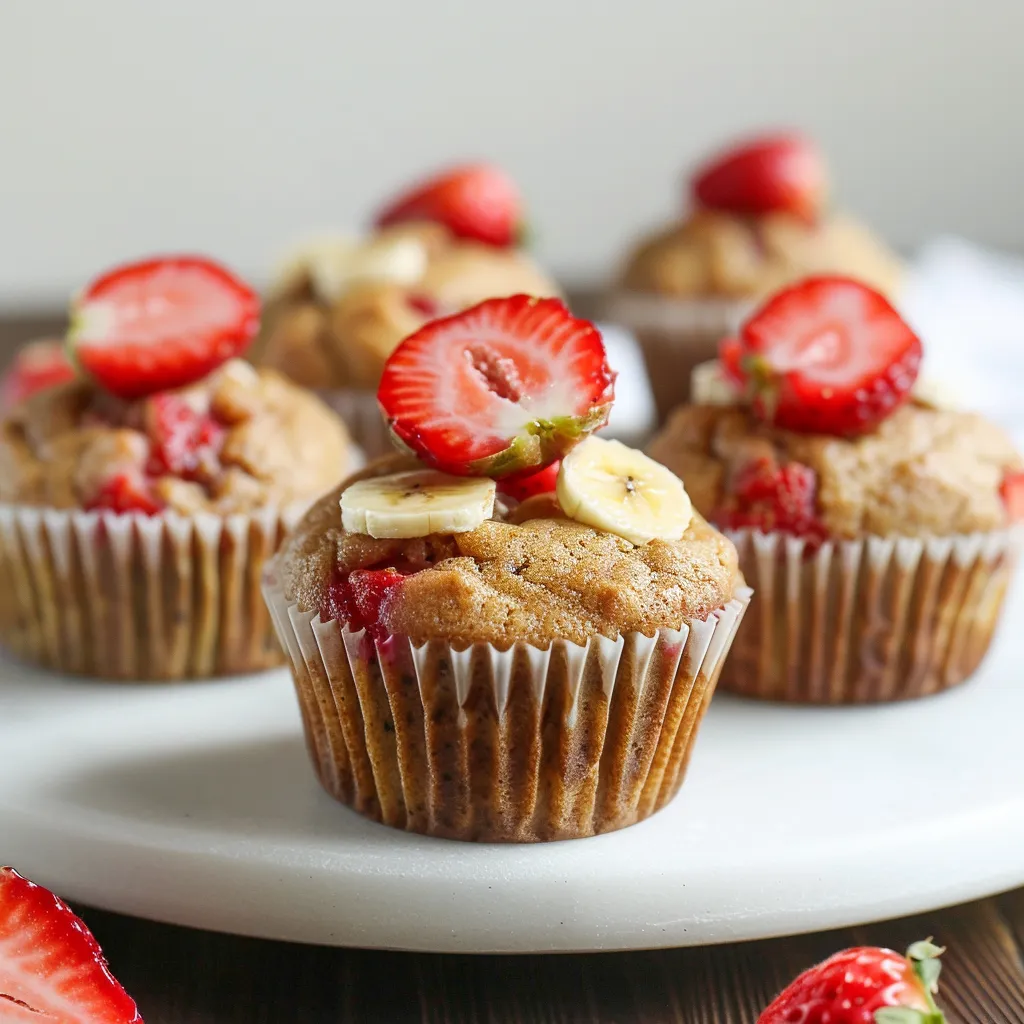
[618,210,903,302]
[257,223,560,391]
[648,403,1022,539]
[276,455,741,648]
[0,360,357,515]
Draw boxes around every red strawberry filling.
[497,460,560,502]
[0,340,76,408]
[321,566,416,641]
[715,457,828,547]
[145,394,226,480]
[86,472,164,516]
[732,276,922,437]
[406,293,442,318]
[378,295,615,478]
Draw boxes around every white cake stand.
[2,586,1023,954]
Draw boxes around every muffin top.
[619,209,903,302]
[277,455,741,649]
[649,401,1022,539]
[0,360,356,515]
[258,222,559,391]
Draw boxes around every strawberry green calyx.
[874,941,946,1024]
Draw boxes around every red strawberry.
[497,460,560,502]
[375,164,524,248]
[718,336,746,389]
[0,866,142,1023]
[758,940,946,1024]
[692,132,827,223]
[734,276,922,436]
[1,340,77,409]
[716,457,828,546]
[406,293,442,319]
[85,473,163,516]
[145,394,225,480]
[1000,470,1024,521]
[378,295,615,478]
[68,256,260,399]
[322,567,410,641]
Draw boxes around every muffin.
[649,275,1023,704]
[263,296,750,842]
[0,338,76,411]
[257,164,559,456]
[607,133,904,421]
[0,255,357,680]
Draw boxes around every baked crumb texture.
[257,223,559,392]
[264,456,750,841]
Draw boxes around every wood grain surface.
[74,892,1024,1023]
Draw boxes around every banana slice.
[912,374,959,411]
[691,359,742,406]
[341,470,496,539]
[556,437,692,545]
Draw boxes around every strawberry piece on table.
[1000,470,1024,521]
[145,394,225,480]
[377,295,615,478]
[0,339,77,409]
[691,132,828,223]
[496,460,561,502]
[716,456,828,546]
[758,940,946,1024]
[733,276,922,437]
[374,164,524,248]
[85,473,163,516]
[68,256,260,399]
[0,866,143,1023]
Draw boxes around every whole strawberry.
[759,940,946,1024]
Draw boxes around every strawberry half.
[733,276,922,436]
[0,866,142,1023]
[68,256,260,399]
[497,460,561,502]
[691,132,827,223]
[378,296,615,478]
[1,339,77,409]
[374,164,524,248]
[758,940,946,1024]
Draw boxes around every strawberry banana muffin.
[649,275,1023,704]
[263,295,750,842]
[0,339,76,411]
[258,164,558,455]
[608,133,904,420]
[0,255,356,680]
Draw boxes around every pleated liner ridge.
[0,504,305,680]
[721,527,1022,704]
[264,573,751,843]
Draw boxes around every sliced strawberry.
[374,164,524,248]
[1000,470,1024,521]
[497,461,560,502]
[734,276,922,436]
[1,340,77,409]
[691,132,827,223]
[378,295,615,478]
[68,256,260,399]
[0,866,142,1023]
[715,457,828,547]
[718,336,746,389]
[145,394,225,480]
[85,473,163,516]
[758,940,945,1024]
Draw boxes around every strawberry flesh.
[0,866,142,1023]
[758,942,944,1024]
[145,394,225,481]
[377,295,615,478]
[322,567,411,641]
[716,457,828,547]
[69,256,260,399]
[375,163,523,248]
[406,293,442,318]
[1000,471,1024,521]
[735,276,922,437]
[497,461,560,502]
[691,132,827,223]
[86,473,163,516]
[1,340,77,409]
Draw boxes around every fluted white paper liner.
[721,527,1022,703]
[263,573,750,842]
[0,503,305,680]
[604,291,752,421]
[317,388,393,460]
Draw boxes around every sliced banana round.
[341,470,496,539]
[556,437,692,545]
[911,373,960,411]
[691,359,742,406]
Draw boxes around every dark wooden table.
[73,892,1024,1022]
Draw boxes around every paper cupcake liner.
[605,291,752,422]
[720,527,1022,704]
[263,571,751,842]
[317,388,393,460]
[0,504,306,680]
